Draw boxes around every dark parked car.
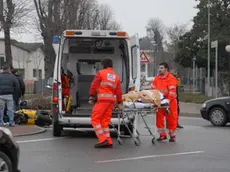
[200,97,230,126]
[0,127,20,172]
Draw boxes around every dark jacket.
[14,74,25,98]
[0,72,20,96]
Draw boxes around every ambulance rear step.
[59,116,130,126]
[62,112,122,118]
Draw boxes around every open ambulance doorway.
[60,38,130,116]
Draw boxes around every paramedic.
[61,68,71,110]
[151,62,178,142]
[89,58,122,148]
[171,71,183,129]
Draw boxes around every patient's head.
[158,62,169,76]
[102,58,113,69]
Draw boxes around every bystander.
[0,64,20,127]
[11,69,25,110]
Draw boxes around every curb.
[180,101,202,105]
[14,126,47,137]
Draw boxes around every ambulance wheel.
[53,123,62,137]
[117,138,123,145]
[152,138,156,144]
[134,137,141,146]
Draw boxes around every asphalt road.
[16,117,230,172]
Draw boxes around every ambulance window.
[78,60,101,75]
[131,45,138,79]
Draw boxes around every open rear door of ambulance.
[129,33,141,92]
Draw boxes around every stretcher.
[110,99,170,146]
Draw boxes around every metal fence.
[178,67,206,94]
[24,79,51,94]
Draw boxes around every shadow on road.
[62,129,120,138]
[202,124,230,128]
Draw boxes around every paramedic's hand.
[88,96,95,105]
[117,103,123,112]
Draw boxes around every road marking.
[95,150,205,164]
[17,137,66,143]
[147,114,201,119]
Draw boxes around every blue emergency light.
[53,35,59,44]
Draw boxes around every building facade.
[0,39,45,80]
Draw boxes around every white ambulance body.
[47,30,141,136]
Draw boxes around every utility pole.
[207,0,211,96]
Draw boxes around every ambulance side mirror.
[46,77,53,89]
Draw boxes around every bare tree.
[105,20,122,30]
[34,0,59,77]
[34,0,122,77]
[166,23,188,57]
[147,18,165,52]
[0,0,33,67]
[98,4,112,30]
[97,3,122,30]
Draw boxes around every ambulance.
[46,30,141,136]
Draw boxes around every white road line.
[95,151,205,164]
[17,137,66,143]
[147,114,201,119]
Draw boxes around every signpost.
[211,40,218,98]
[140,51,150,82]
[140,51,150,64]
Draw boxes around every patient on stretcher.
[121,90,170,109]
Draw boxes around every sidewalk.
[179,102,202,117]
[5,125,46,137]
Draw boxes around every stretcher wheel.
[134,137,141,146]
[152,138,156,145]
[117,138,123,145]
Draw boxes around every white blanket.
[123,99,170,109]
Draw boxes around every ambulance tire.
[53,123,62,137]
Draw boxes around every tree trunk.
[43,32,56,78]
[4,25,13,68]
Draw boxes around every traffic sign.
[211,40,218,48]
[140,51,150,63]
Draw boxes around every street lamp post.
[151,41,157,76]
[207,0,211,96]
[211,40,218,98]
[193,57,196,94]
[225,45,230,95]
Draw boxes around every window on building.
[33,69,42,79]
[0,57,5,69]
[33,69,37,77]
[39,69,42,79]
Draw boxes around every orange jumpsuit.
[61,74,70,110]
[151,72,178,138]
[89,67,122,144]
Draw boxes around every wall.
[29,48,45,80]
[0,41,45,80]
[0,41,30,79]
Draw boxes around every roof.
[0,38,43,52]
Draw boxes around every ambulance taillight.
[52,83,58,103]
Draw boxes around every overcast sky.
[2,0,198,43]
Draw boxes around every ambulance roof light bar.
[65,30,83,36]
[63,30,129,38]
